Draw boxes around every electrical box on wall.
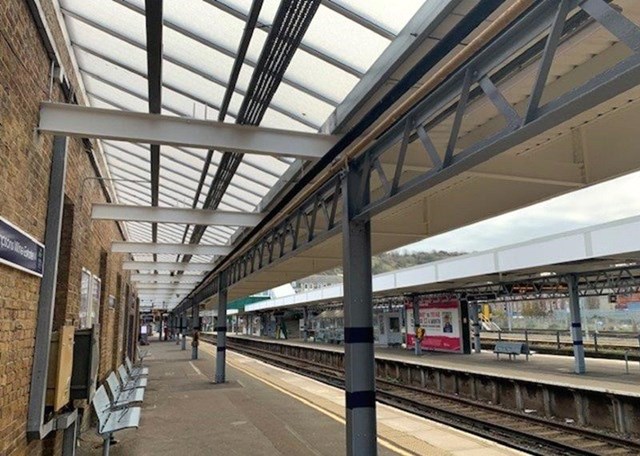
[46,325,75,411]
[70,325,100,401]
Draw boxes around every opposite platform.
[79,339,521,456]
[218,334,640,397]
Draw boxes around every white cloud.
[400,171,640,253]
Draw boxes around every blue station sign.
[0,217,45,277]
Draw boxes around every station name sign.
[0,217,44,277]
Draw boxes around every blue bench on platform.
[494,341,530,360]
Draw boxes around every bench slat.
[93,386,141,435]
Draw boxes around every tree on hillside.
[320,249,466,275]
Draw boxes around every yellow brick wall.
[0,1,136,454]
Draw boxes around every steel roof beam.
[201,0,363,77]
[121,221,229,247]
[104,140,270,194]
[136,283,196,290]
[93,204,262,227]
[112,242,232,255]
[320,1,395,40]
[178,0,266,264]
[61,8,319,129]
[104,143,265,205]
[81,68,191,118]
[145,0,163,266]
[105,142,264,200]
[124,261,213,271]
[110,183,248,226]
[39,103,338,160]
[74,43,229,116]
[137,293,192,298]
[114,0,338,106]
[130,274,204,283]
[321,0,461,133]
[104,208,228,244]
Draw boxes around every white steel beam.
[130,274,203,283]
[93,204,262,227]
[123,261,213,271]
[112,242,231,255]
[138,298,186,301]
[136,284,196,290]
[138,290,189,301]
[39,102,338,160]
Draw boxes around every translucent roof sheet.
[56,0,438,302]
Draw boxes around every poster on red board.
[406,296,462,353]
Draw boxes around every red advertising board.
[406,296,462,353]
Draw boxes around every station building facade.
[1,2,138,454]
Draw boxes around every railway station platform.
[78,339,521,456]
[221,334,640,395]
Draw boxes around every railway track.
[201,335,640,456]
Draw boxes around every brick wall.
[0,1,135,454]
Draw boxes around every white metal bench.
[117,365,147,389]
[106,372,144,408]
[494,341,530,360]
[92,385,141,455]
[136,345,150,362]
[125,356,149,377]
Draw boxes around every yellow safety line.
[199,344,415,456]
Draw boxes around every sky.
[400,170,640,254]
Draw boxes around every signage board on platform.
[0,217,44,277]
[406,296,463,353]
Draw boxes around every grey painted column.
[342,166,377,456]
[568,274,586,374]
[192,304,199,360]
[412,297,422,356]
[216,273,228,383]
[302,306,309,342]
[27,136,68,438]
[175,314,180,344]
[181,314,186,350]
[470,302,481,354]
[62,415,78,456]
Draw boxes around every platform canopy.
[51,1,640,310]
[54,0,463,304]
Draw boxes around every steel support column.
[459,295,472,354]
[62,415,78,456]
[568,274,586,374]
[180,314,186,351]
[215,271,228,383]
[342,166,377,456]
[470,302,481,354]
[302,306,309,342]
[27,136,68,439]
[192,304,199,360]
[412,296,422,356]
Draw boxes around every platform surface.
[79,339,521,455]
[221,334,640,397]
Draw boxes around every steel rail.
[202,335,640,456]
